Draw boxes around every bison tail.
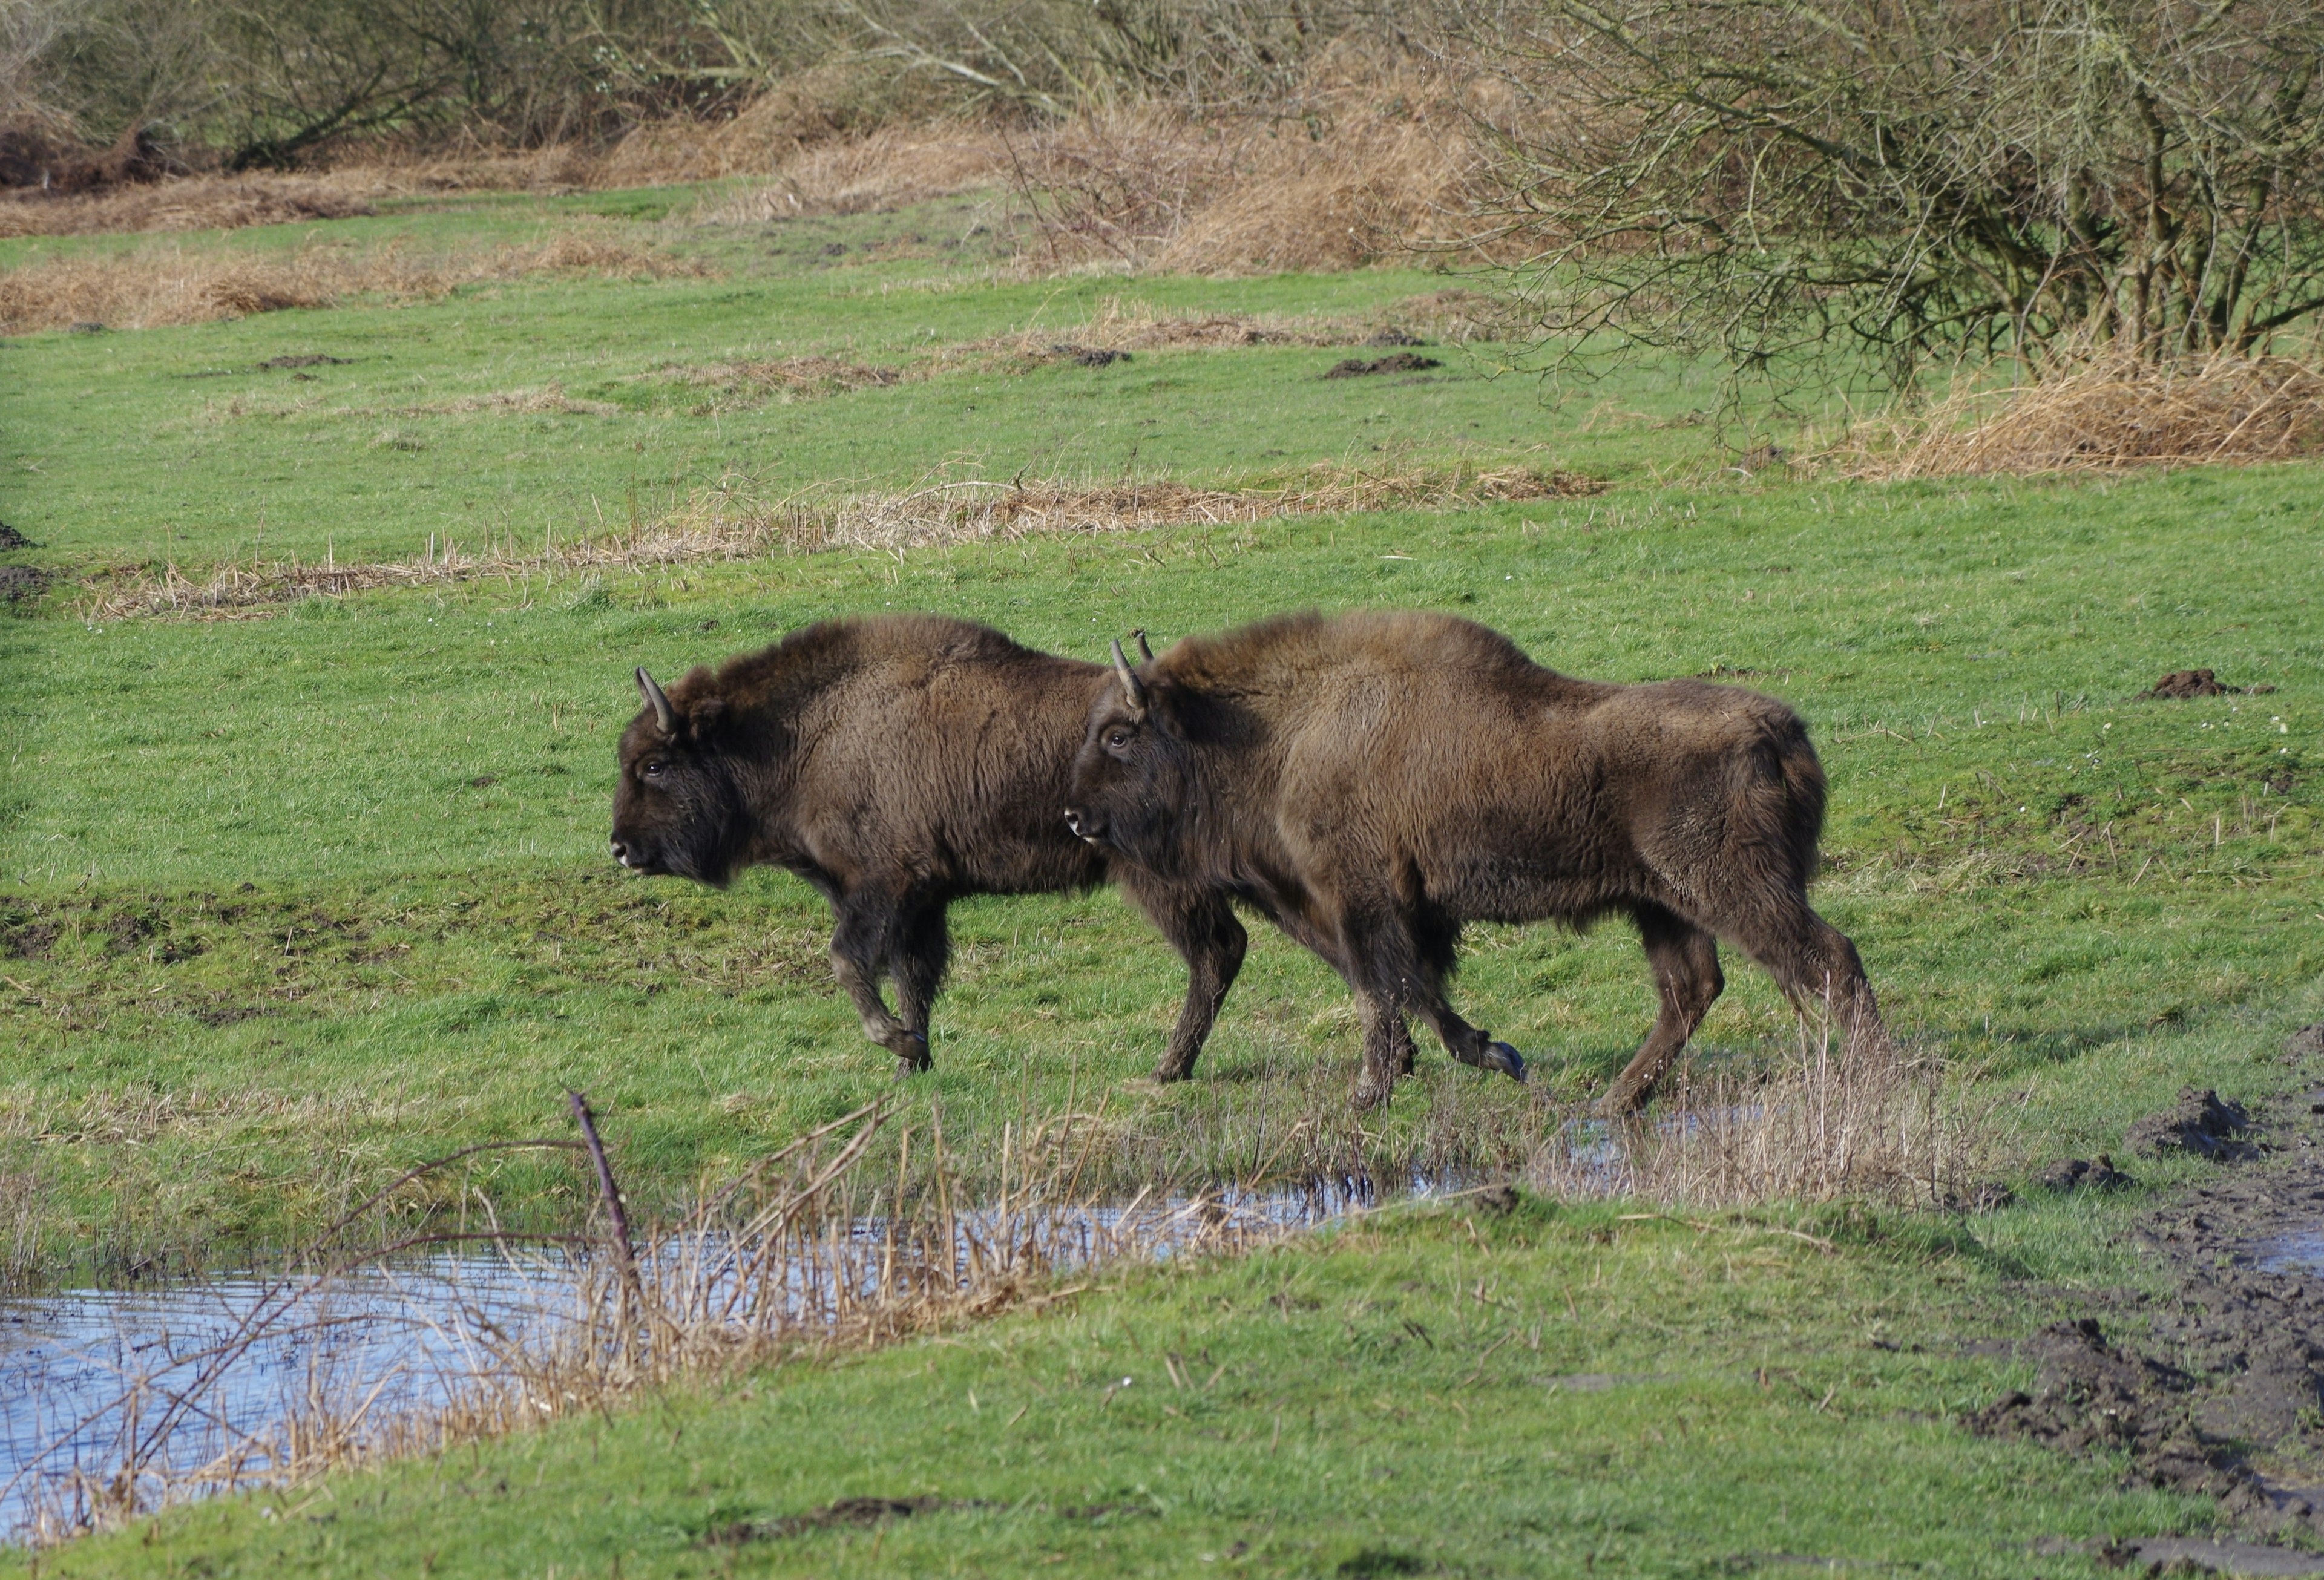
[1730,712,1827,893]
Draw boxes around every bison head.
[1065,639,1202,874]
[609,667,749,887]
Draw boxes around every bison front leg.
[829,892,933,1076]
[1121,879,1249,1082]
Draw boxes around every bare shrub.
[1472,0,2324,394]
[0,221,709,333]
[1837,353,2324,478]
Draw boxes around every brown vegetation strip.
[0,225,711,335]
[76,465,1600,621]
[1839,354,2324,478]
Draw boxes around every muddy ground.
[1972,1025,2324,1570]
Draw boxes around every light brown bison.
[1063,609,1883,1110]
[611,614,1246,1077]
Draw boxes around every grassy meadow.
[0,183,2319,1575]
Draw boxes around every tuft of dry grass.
[0,223,711,335]
[1532,1025,1983,1211]
[0,174,376,240]
[77,463,1600,621]
[1837,353,2324,478]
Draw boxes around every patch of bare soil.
[704,1496,994,1545]
[2147,669,2280,700]
[1973,1029,2324,1547]
[1322,352,1442,378]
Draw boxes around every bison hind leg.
[1599,905,1722,1115]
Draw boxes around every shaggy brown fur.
[612,614,1246,1077]
[1064,610,1883,1110]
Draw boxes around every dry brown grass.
[77,462,1600,621]
[1532,1024,1983,1211]
[0,223,712,335]
[1837,352,2324,478]
[0,174,376,238]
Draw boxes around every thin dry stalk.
[77,463,1600,621]
[1836,352,2324,478]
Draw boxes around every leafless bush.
[1834,350,2324,477]
[1469,0,2324,394]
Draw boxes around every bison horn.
[635,667,678,736]
[1131,628,1155,663]
[1110,638,1149,715]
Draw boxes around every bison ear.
[689,697,729,739]
[636,667,678,736]
[1110,638,1149,718]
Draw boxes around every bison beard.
[609,615,1247,1078]
[1064,611,1886,1112]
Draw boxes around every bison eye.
[642,760,666,779]
[1106,730,1133,750]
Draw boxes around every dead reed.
[1837,352,2324,478]
[76,462,1600,621]
[1531,1020,1983,1211]
[0,223,711,335]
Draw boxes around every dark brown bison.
[1063,610,1884,1111]
[610,614,1246,1077]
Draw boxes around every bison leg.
[1336,897,1522,1104]
[828,892,933,1076]
[887,899,951,1070]
[1599,905,1723,1115]
[1123,880,1249,1082]
[1350,993,1410,1110]
[1719,898,1887,1059]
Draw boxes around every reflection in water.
[0,1173,1466,1541]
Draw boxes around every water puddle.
[1,1173,1465,1540]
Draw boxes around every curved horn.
[1131,628,1155,663]
[1109,638,1149,714]
[635,667,678,735]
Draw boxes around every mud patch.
[1323,352,1442,379]
[2289,1027,2324,1061]
[1045,343,1130,367]
[1973,1061,2324,1537]
[257,353,351,370]
[2129,1089,2260,1162]
[704,1496,993,1544]
[0,522,36,550]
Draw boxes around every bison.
[1063,610,1885,1111]
[610,614,1247,1077]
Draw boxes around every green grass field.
[1,184,2320,1574]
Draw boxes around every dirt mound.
[2291,1026,2324,1061]
[2129,1089,2259,1162]
[0,521,35,549]
[706,1495,991,1544]
[0,565,50,606]
[1323,352,1441,379]
[2040,1156,2132,1193]
[2147,669,2234,698]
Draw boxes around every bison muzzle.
[1064,610,1885,1112]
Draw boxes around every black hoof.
[1481,1041,1526,1082]
[891,1032,931,1078]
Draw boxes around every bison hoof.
[1350,1076,1394,1112]
[891,1032,932,1078]
[1482,1041,1526,1082]
[1595,1084,1649,1117]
